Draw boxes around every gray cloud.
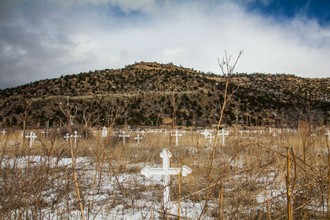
[0,0,329,89]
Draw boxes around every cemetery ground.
[0,125,330,219]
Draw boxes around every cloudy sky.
[0,0,329,89]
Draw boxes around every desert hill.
[0,62,329,128]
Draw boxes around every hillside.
[0,62,329,128]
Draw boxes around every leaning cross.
[119,131,130,144]
[171,130,183,146]
[134,134,143,144]
[25,131,37,148]
[141,148,192,209]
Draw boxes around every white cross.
[1,130,6,137]
[71,130,80,144]
[63,133,70,141]
[25,131,37,148]
[218,128,229,146]
[101,126,108,138]
[141,148,192,209]
[326,130,330,140]
[119,131,130,144]
[208,132,215,145]
[134,134,143,144]
[42,129,48,139]
[201,129,211,139]
[272,132,277,138]
[171,130,183,146]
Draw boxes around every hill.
[0,62,329,128]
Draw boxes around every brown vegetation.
[0,62,329,129]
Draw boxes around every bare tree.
[216,50,243,130]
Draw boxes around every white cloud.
[0,0,329,89]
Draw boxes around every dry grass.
[0,126,329,219]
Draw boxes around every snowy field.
[0,127,329,219]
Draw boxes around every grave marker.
[134,134,143,144]
[208,133,215,145]
[63,133,70,141]
[1,130,6,138]
[201,129,211,139]
[119,131,130,144]
[326,130,330,140]
[25,131,37,148]
[171,130,183,146]
[218,128,229,146]
[141,148,192,209]
[101,126,108,138]
[71,130,80,144]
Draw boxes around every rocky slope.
[0,62,329,128]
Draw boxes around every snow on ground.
[1,155,212,219]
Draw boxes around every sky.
[0,0,330,89]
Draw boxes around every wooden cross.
[71,130,80,144]
[119,131,130,144]
[134,134,143,144]
[171,130,183,146]
[201,129,211,139]
[25,131,37,148]
[63,133,70,141]
[141,148,192,209]
[218,128,229,146]
[101,126,108,138]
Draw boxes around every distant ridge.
[0,62,329,128]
